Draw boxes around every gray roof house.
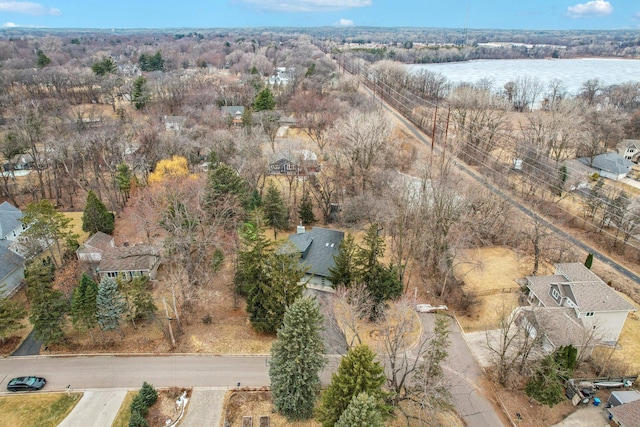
[220,106,244,126]
[285,226,344,287]
[526,263,636,349]
[164,115,186,132]
[0,201,25,241]
[609,399,640,427]
[616,139,640,163]
[76,231,115,263]
[97,244,161,281]
[0,202,26,297]
[579,152,635,180]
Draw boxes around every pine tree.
[96,277,126,332]
[115,163,132,202]
[0,295,26,344]
[335,392,385,427]
[254,87,276,111]
[71,273,98,333]
[82,190,115,235]
[270,297,326,420]
[132,76,148,110]
[298,191,315,225]
[328,233,358,287]
[262,181,289,238]
[584,253,594,269]
[317,344,391,427]
[26,261,67,345]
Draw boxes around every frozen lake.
[407,58,640,96]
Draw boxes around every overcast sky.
[1,0,638,30]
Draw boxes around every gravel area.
[180,388,227,427]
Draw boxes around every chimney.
[297,225,306,234]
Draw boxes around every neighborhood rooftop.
[0,201,23,239]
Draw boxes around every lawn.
[611,294,640,373]
[0,392,81,427]
[453,247,541,332]
[111,391,135,427]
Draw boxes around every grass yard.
[610,293,640,373]
[111,391,136,427]
[453,247,544,332]
[63,211,90,244]
[0,392,81,427]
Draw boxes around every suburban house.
[164,115,186,132]
[76,231,115,263]
[526,263,636,351]
[268,67,293,86]
[616,139,640,163]
[97,244,161,281]
[220,106,244,126]
[0,201,26,297]
[269,150,320,176]
[579,153,635,180]
[284,226,344,287]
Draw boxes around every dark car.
[6,376,46,392]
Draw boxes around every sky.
[0,0,639,30]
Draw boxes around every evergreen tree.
[317,344,391,427]
[298,191,315,225]
[335,392,385,427]
[91,57,117,76]
[254,87,276,111]
[525,353,567,407]
[36,50,51,68]
[82,190,115,235]
[132,76,148,110]
[115,163,132,202]
[262,181,289,238]
[138,51,165,72]
[0,295,26,344]
[139,382,158,407]
[26,261,67,345]
[328,233,358,287]
[270,297,327,420]
[117,276,157,325]
[71,273,98,333]
[96,277,126,332]
[584,253,594,269]
[205,162,251,221]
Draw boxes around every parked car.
[416,304,448,313]
[6,376,46,392]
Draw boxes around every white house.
[0,201,26,242]
[616,139,640,163]
[526,263,636,349]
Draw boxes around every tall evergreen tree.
[115,163,132,202]
[205,162,251,223]
[82,190,115,234]
[0,295,26,344]
[117,276,157,325]
[328,232,358,287]
[96,277,126,332]
[91,57,117,76]
[262,181,289,238]
[71,273,99,333]
[254,87,276,111]
[317,344,391,427]
[584,253,594,269]
[132,76,148,110]
[270,297,326,420]
[26,261,67,345]
[298,191,315,225]
[335,392,385,427]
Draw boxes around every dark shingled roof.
[0,201,23,239]
[98,245,160,274]
[287,227,344,279]
[77,231,114,255]
[609,399,640,427]
[0,240,24,297]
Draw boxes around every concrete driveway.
[58,389,128,427]
[550,404,610,427]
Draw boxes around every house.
[284,226,343,287]
[0,201,26,241]
[164,115,186,132]
[609,399,640,427]
[220,106,244,126]
[608,390,640,407]
[616,140,640,163]
[76,231,115,263]
[579,153,635,180]
[269,151,320,176]
[268,67,294,86]
[0,240,25,298]
[97,244,161,281]
[526,263,636,348]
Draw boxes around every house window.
[585,312,595,317]
[107,272,117,278]
[551,288,560,300]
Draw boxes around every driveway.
[416,313,506,427]
[550,404,610,427]
[58,389,128,427]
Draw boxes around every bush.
[128,409,148,427]
[130,394,148,417]
[140,382,158,407]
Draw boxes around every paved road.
[416,313,506,427]
[0,355,340,392]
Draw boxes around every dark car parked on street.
[6,376,46,392]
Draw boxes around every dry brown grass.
[0,393,81,427]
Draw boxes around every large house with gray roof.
[580,152,635,180]
[0,202,26,297]
[526,263,636,350]
[285,226,344,287]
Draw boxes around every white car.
[416,304,448,313]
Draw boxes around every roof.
[610,391,640,405]
[287,227,344,279]
[609,399,640,427]
[98,245,160,273]
[527,263,636,313]
[0,201,23,239]
[580,152,634,175]
[0,240,25,297]
[522,306,587,348]
[77,231,114,254]
[220,106,245,116]
[618,139,640,150]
